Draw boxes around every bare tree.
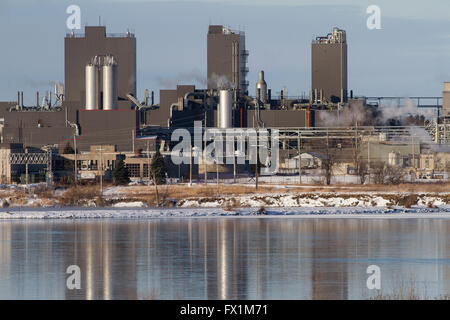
[371,162,404,185]
[385,165,404,185]
[351,130,368,185]
[357,161,369,185]
[372,161,386,185]
[322,138,337,186]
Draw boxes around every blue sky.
[1,0,450,104]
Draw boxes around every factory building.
[207,25,249,93]
[64,26,136,109]
[311,27,348,103]
[0,26,145,154]
[0,22,448,183]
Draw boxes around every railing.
[65,32,135,38]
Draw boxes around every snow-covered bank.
[177,193,448,208]
[1,206,450,219]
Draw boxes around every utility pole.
[25,149,29,185]
[97,146,104,196]
[255,131,259,190]
[147,140,151,187]
[132,130,135,153]
[233,150,236,184]
[189,144,192,187]
[216,155,219,196]
[367,140,371,184]
[74,135,78,183]
[298,131,301,185]
[204,111,207,185]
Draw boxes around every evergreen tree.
[150,151,167,185]
[63,142,74,154]
[113,159,130,185]
[62,142,74,175]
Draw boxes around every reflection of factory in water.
[1,220,450,299]
[0,23,449,184]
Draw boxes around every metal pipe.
[218,89,233,129]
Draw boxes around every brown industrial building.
[311,27,348,103]
[0,26,144,153]
[207,25,248,93]
[64,26,136,109]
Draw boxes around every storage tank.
[256,70,267,103]
[85,64,98,110]
[102,58,118,110]
[218,89,233,129]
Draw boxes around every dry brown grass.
[58,185,102,206]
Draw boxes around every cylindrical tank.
[256,70,267,103]
[85,64,98,110]
[102,63,118,110]
[218,89,233,129]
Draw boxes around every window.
[126,163,140,178]
[143,164,150,177]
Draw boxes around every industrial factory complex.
[0,24,449,184]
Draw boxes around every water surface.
[0,217,449,299]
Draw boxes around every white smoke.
[379,98,435,123]
[207,73,236,90]
[318,103,372,127]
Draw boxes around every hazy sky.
[1,0,450,104]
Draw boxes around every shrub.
[58,186,101,206]
[398,195,418,208]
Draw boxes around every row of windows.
[126,163,151,178]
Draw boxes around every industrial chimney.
[256,70,267,104]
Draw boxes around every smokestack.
[268,89,271,102]
[36,92,39,107]
[151,91,154,105]
[350,90,353,99]
[17,91,20,106]
[20,91,24,107]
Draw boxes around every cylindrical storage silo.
[102,64,118,110]
[85,64,98,110]
[219,89,233,129]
